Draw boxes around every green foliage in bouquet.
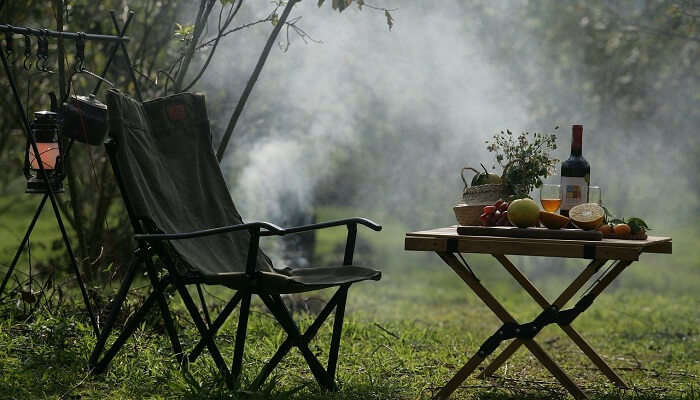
[486,129,559,197]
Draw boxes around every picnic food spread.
[414,124,670,398]
[455,125,652,241]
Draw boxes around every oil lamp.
[24,110,64,193]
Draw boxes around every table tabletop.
[405,226,672,261]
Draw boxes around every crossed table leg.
[434,252,633,400]
[479,254,630,388]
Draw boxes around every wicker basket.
[454,204,485,226]
[460,167,512,204]
[462,183,510,204]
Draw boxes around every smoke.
[201,1,532,230]
[193,1,697,285]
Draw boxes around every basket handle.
[461,167,480,189]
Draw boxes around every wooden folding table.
[404,226,672,399]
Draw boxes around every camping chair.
[88,89,382,391]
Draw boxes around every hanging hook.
[36,31,45,72]
[4,28,14,60]
[23,34,32,71]
[74,31,85,72]
[37,29,53,73]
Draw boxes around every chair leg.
[91,277,169,374]
[89,256,140,369]
[174,282,234,388]
[327,284,349,385]
[196,283,212,327]
[262,294,336,391]
[250,288,343,390]
[189,290,243,362]
[231,292,253,384]
[231,291,252,384]
[144,258,185,367]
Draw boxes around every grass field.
[0,203,698,399]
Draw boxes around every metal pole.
[0,48,100,337]
[0,24,129,42]
[92,11,135,95]
[109,12,142,101]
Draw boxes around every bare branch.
[183,0,244,92]
[358,1,398,12]
[216,0,300,161]
[279,16,322,52]
[173,0,217,92]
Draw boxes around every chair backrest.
[106,89,272,276]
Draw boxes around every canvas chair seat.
[197,265,381,294]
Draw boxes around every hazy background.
[0,0,697,297]
[188,0,698,295]
[198,1,697,226]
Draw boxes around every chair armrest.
[260,217,382,236]
[133,221,284,241]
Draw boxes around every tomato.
[483,206,497,215]
[479,213,490,226]
[499,202,509,212]
[494,200,504,209]
[613,223,631,236]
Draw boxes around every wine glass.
[540,184,562,212]
[588,186,602,205]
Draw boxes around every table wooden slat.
[405,226,671,260]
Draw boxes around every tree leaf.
[627,217,651,233]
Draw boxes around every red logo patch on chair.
[167,104,186,121]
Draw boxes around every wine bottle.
[560,125,590,217]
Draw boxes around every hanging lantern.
[25,111,64,194]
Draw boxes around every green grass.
[0,193,67,266]
[0,205,698,399]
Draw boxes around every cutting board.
[456,226,603,241]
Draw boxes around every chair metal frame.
[89,138,381,391]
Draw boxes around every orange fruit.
[539,211,570,229]
[598,224,614,235]
[569,203,605,230]
[613,223,631,237]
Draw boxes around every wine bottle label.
[560,176,589,210]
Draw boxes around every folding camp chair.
[88,89,382,391]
